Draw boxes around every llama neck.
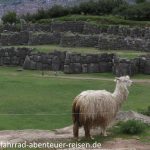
[113,82,129,108]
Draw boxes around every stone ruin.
[0,47,149,76]
[0,22,149,52]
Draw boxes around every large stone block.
[144,59,150,74]
[88,63,99,73]
[23,56,31,69]
[64,65,72,74]
[99,62,112,72]
[82,64,88,73]
[113,58,138,76]
[51,21,84,33]
[73,63,82,73]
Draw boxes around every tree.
[136,0,146,4]
[121,2,150,20]
[2,11,17,24]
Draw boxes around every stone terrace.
[0,22,150,52]
[0,47,149,76]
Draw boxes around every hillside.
[0,0,150,18]
[0,0,88,17]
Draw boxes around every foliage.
[53,15,150,27]
[36,19,52,24]
[20,0,150,23]
[2,11,18,24]
[120,120,146,134]
[47,5,70,18]
[120,2,150,21]
[77,0,126,15]
[136,0,146,3]
[139,106,150,116]
[22,0,127,22]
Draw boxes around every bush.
[2,11,18,24]
[75,0,126,15]
[120,120,146,135]
[36,19,52,24]
[136,0,146,3]
[23,0,127,22]
[34,9,48,20]
[139,106,150,116]
[47,5,70,18]
[121,2,150,20]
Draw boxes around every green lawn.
[0,67,149,130]
[4,45,149,59]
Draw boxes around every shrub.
[34,9,48,20]
[139,106,150,116]
[120,120,146,135]
[136,0,146,3]
[76,0,126,15]
[22,0,127,22]
[2,11,18,24]
[36,19,52,24]
[121,2,150,20]
[47,5,70,18]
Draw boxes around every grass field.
[5,45,149,59]
[0,67,149,130]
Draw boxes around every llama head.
[114,75,133,87]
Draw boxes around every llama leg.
[84,125,92,139]
[73,122,79,139]
[101,127,107,137]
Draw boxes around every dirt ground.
[0,125,149,150]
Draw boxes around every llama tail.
[72,100,81,127]
[72,99,81,138]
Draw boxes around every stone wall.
[23,24,51,32]
[1,31,149,52]
[1,22,149,39]
[0,47,32,66]
[60,33,99,47]
[51,21,85,33]
[0,22,150,51]
[139,56,150,74]
[64,53,114,74]
[23,51,66,71]
[0,24,21,32]
[83,24,150,39]
[0,31,29,46]
[98,34,150,52]
[29,32,61,45]
[113,58,139,76]
[0,47,149,76]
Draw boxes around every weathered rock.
[116,111,150,124]
[52,56,61,71]
[23,56,31,69]
[82,64,88,73]
[144,59,150,74]
[99,62,112,72]
[88,63,99,73]
[0,47,149,76]
[29,32,61,45]
[60,33,99,47]
[113,58,139,76]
